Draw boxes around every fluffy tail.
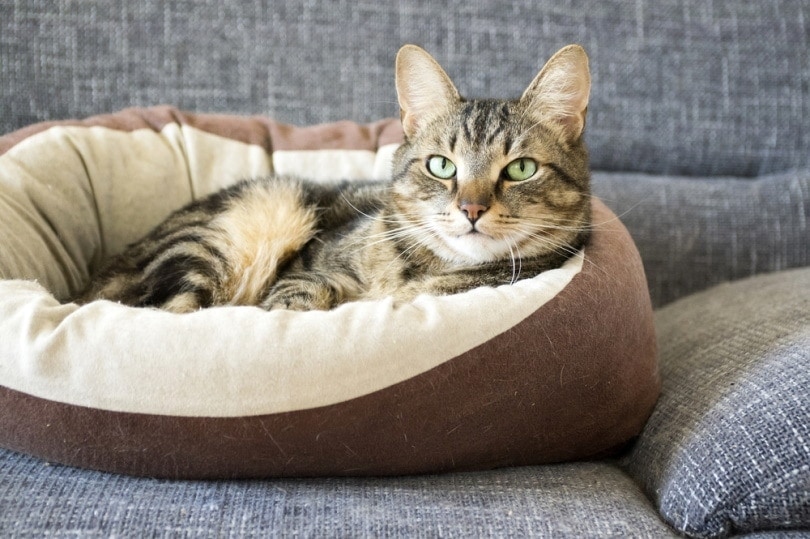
[212,178,319,306]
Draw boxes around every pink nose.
[459,202,488,223]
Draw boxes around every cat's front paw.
[261,284,335,312]
[263,294,318,312]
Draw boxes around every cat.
[76,44,592,313]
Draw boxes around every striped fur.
[78,45,592,312]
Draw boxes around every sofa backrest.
[1,1,807,177]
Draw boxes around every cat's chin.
[432,232,514,265]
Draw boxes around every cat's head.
[391,44,591,266]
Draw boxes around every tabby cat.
[77,44,592,312]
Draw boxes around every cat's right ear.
[396,45,460,138]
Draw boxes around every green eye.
[427,155,457,179]
[504,158,538,181]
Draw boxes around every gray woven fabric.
[0,450,676,538]
[592,169,810,307]
[1,0,808,177]
[1,2,809,537]
[622,268,810,538]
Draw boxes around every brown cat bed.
[0,108,659,478]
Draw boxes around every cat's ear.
[521,45,591,143]
[396,45,460,138]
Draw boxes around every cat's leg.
[79,258,218,313]
[261,279,335,311]
[388,269,517,305]
[387,277,461,305]
[261,273,361,311]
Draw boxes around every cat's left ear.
[396,45,460,138]
[521,45,591,143]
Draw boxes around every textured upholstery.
[623,268,810,537]
[1,0,808,536]
[1,1,807,178]
[593,170,809,307]
[0,453,677,537]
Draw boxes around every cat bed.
[0,107,659,478]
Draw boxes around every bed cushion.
[0,107,659,478]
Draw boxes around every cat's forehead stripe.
[456,100,514,150]
[503,134,514,156]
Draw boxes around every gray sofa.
[1,1,808,537]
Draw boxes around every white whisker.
[511,224,607,277]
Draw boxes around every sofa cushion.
[0,449,679,537]
[0,108,660,478]
[623,268,810,537]
[592,170,810,307]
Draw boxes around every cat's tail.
[211,177,320,307]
